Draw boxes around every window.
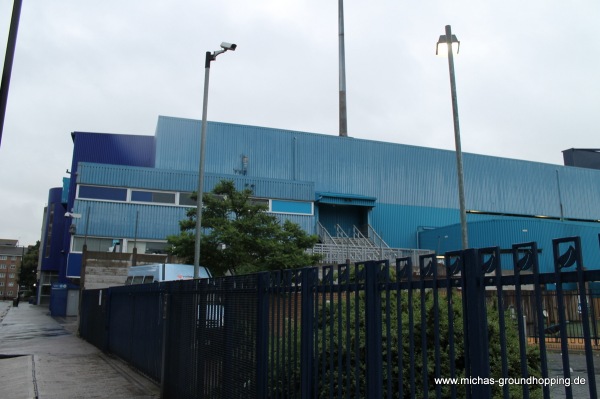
[10,265,15,269]
[0,282,4,286]
[0,265,5,269]
[78,185,127,201]
[143,241,168,255]
[142,276,155,284]
[132,276,144,285]
[8,282,14,287]
[179,192,196,206]
[9,273,15,278]
[0,256,6,260]
[7,291,13,296]
[0,273,6,278]
[250,198,269,208]
[131,190,176,204]
[72,237,117,252]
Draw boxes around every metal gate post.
[300,267,316,399]
[461,249,491,399]
[365,261,383,399]
[159,292,169,398]
[256,272,270,398]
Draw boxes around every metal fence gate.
[80,236,600,398]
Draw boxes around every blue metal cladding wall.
[419,219,600,272]
[71,200,188,240]
[368,203,497,249]
[67,132,156,213]
[154,116,199,171]
[40,188,67,274]
[77,162,197,192]
[273,214,315,235]
[77,163,315,201]
[70,200,315,241]
[153,117,600,222]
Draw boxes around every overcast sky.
[1,1,599,246]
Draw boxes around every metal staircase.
[312,222,432,265]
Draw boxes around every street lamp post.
[194,42,237,279]
[437,25,468,250]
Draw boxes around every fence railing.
[79,236,600,398]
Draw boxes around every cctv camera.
[220,42,237,51]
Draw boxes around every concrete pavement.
[0,301,159,399]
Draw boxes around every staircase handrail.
[367,224,390,249]
[352,225,377,248]
[317,222,336,245]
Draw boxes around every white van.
[124,263,212,285]
[125,263,223,328]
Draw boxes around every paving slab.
[0,301,160,399]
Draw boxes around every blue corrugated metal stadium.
[39,115,600,308]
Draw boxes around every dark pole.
[193,43,236,279]
[0,0,23,148]
[194,51,212,279]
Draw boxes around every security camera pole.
[194,42,237,279]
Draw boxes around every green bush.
[269,287,542,398]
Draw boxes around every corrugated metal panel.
[154,116,199,171]
[72,200,187,240]
[77,162,314,201]
[68,117,600,254]
[316,193,376,207]
[557,166,600,220]
[419,218,600,272]
[371,203,462,249]
[202,174,314,201]
[153,117,600,221]
[77,162,197,191]
[273,214,315,235]
[71,199,316,241]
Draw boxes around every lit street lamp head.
[436,34,460,56]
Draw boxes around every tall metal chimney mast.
[338,0,348,137]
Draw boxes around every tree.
[19,241,39,294]
[168,180,321,276]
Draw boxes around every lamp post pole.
[439,25,468,249]
[194,43,236,279]
[0,0,23,148]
